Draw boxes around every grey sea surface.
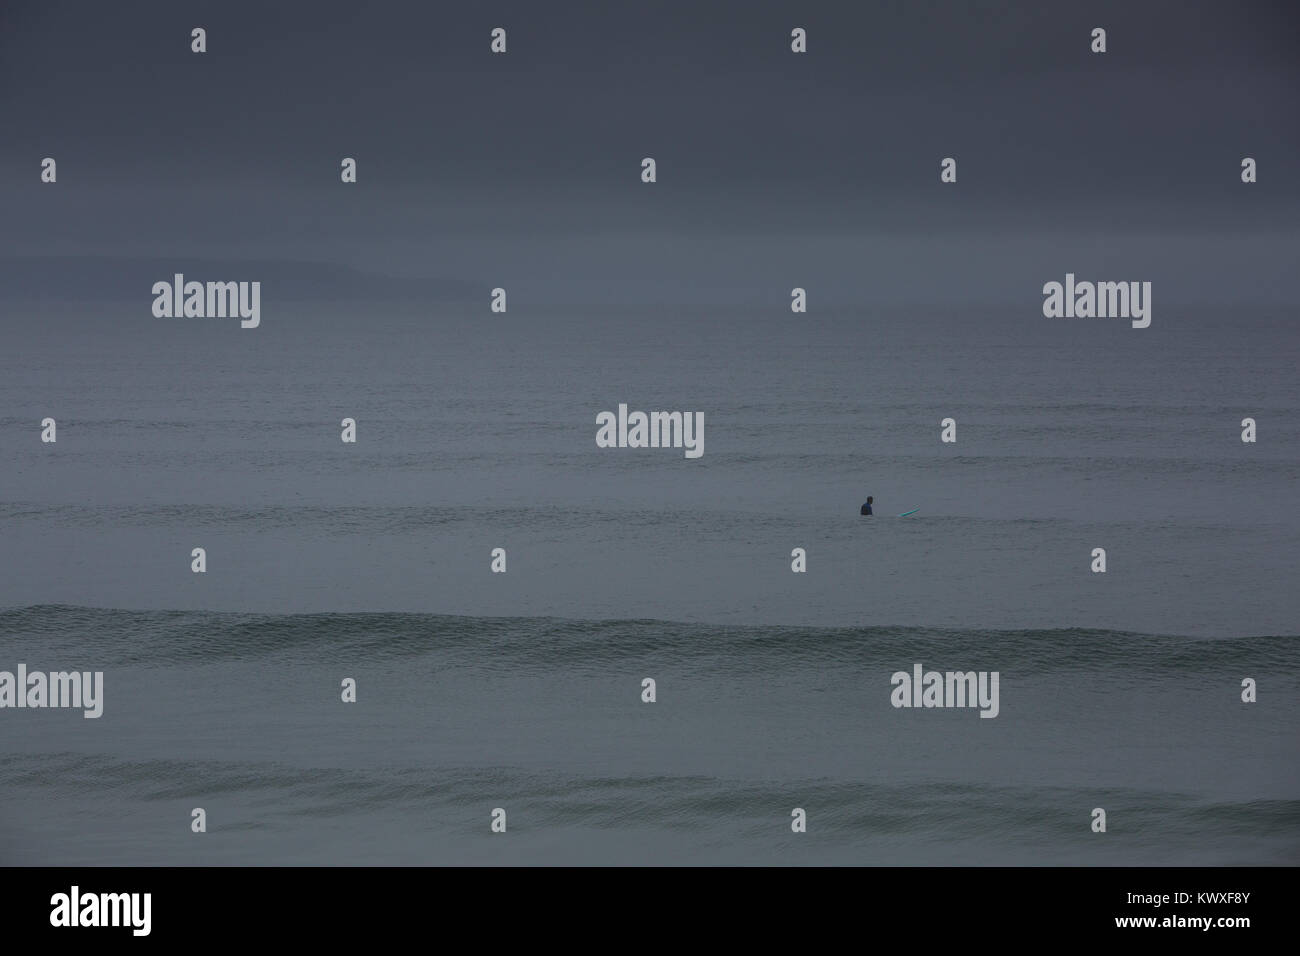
[1,304,1296,864]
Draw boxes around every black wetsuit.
[861,502,873,515]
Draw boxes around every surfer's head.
[867,496,873,504]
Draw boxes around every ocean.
[1,303,1296,864]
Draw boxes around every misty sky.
[1,0,1297,305]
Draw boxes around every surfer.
[860,496,873,516]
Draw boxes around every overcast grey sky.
[2,0,1296,304]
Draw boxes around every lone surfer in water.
[860,496,873,516]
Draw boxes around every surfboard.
[897,509,919,517]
